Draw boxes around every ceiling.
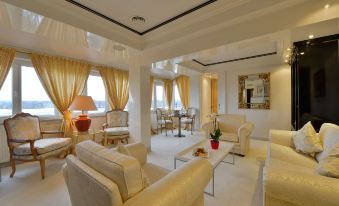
[69,0,215,34]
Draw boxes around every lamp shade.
[69,95,97,111]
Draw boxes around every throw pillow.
[116,143,151,187]
[316,144,339,178]
[292,121,323,155]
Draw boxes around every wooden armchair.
[102,110,129,145]
[181,107,197,134]
[155,108,173,136]
[4,113,72,179]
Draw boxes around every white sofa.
[63,141,213,206]
[202,114,254,156]
[264,123,339,206]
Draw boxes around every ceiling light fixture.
[131,16,146,24]
[324,4,330,9]
[300,52,305,55]
[308,34,314,39]
[287,48,291,51]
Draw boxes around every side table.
[71,129,101,153]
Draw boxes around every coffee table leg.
[174,158,176,169]
[204,169,215,196]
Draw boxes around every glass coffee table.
[174,139,235,196]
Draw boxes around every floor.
[0,130,267,206]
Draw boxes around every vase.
[210,140,219,150]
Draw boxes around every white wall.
[224,64,291,139]
[190,75,201,129]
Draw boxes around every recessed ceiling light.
[308,34,314,39]
[285,55,289,58]
[324,4,330,9]
[287,48,291,51]
[284,59,288,63]
[300,52,305,55]
[131,16,146,23]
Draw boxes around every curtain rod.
[1,44,128,70]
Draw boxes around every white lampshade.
[69,95,97,111]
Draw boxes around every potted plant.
[210,128,222,150]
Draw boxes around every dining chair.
[155,108,173,136]
[181,107,197,134]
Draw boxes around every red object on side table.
[75,114,92,132]
[210,140,219,150]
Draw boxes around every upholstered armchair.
[63,140,212,206]
[4,113,72,179]
[202,114,254,156]
[102,110,129,145]
[155,108,173,136]
[181,107,197,134]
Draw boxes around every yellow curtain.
[150,76,154,108]
[175,75,190,109]
[98,66,129,110]
[163,79,173,110]
[0,47,16,89]
[211,78,218,113]
[30,54,91,135]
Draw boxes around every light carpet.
[0,130,267,206]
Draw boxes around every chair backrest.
[155,108,163,121]
[187,108,197,118]
[4,113,41,143]
[106,110,128,127]
[64,155,123,206]
[217,114,246,133]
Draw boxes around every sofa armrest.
[125,143,148,165]
[124,158,212,206]
[269,130,294,147]
[264,169,339,206]
[238,122,254,140]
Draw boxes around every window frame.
[152,80,166,110]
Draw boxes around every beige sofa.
[63,141,212,206]
[264,123,339,206]
[202,114,254,156]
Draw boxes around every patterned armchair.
[155,108,173,136]
[102,110,129,145]
[4,113,72,179]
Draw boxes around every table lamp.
[69,95,97,132]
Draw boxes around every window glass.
[87,75,106,113]
[155,85,165,108]
[174,84,182,109]
[21,66,55,115]
[0,69,12,116]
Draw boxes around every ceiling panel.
[71,0,212,33]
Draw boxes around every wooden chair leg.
[191,123,193,135]
[10,158,16,178]
[39,159,45,179]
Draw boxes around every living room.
[0,1,339,206]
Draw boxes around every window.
[21,66,55,116]
[87,75,106,113]
[174,84,182,109]
[0,69,12,116]
[156,85,165,108]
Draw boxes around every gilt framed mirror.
[238,73,270,109]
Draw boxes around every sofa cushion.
[292,121,323,155]
[269,143,317,168]
[316,144,339,178]
[76,141,144,202]
[105,127,129,136]
[13,137,71,155]
[142,162,170,184]
[220,132,239,142]
[316,123,339,162]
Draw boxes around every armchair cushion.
[76,141,144,202]
[13,137,71,155]
[142,162,170,184]
[104,127,129,136]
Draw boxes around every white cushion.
[158,120,172,125]
[76,141,144,202]
[105,127,129,136]
[316,144,339,178]
[316,123,339,162]
[292,121,323,155]
[13,137,71,155]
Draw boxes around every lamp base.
[75,114,91,132]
